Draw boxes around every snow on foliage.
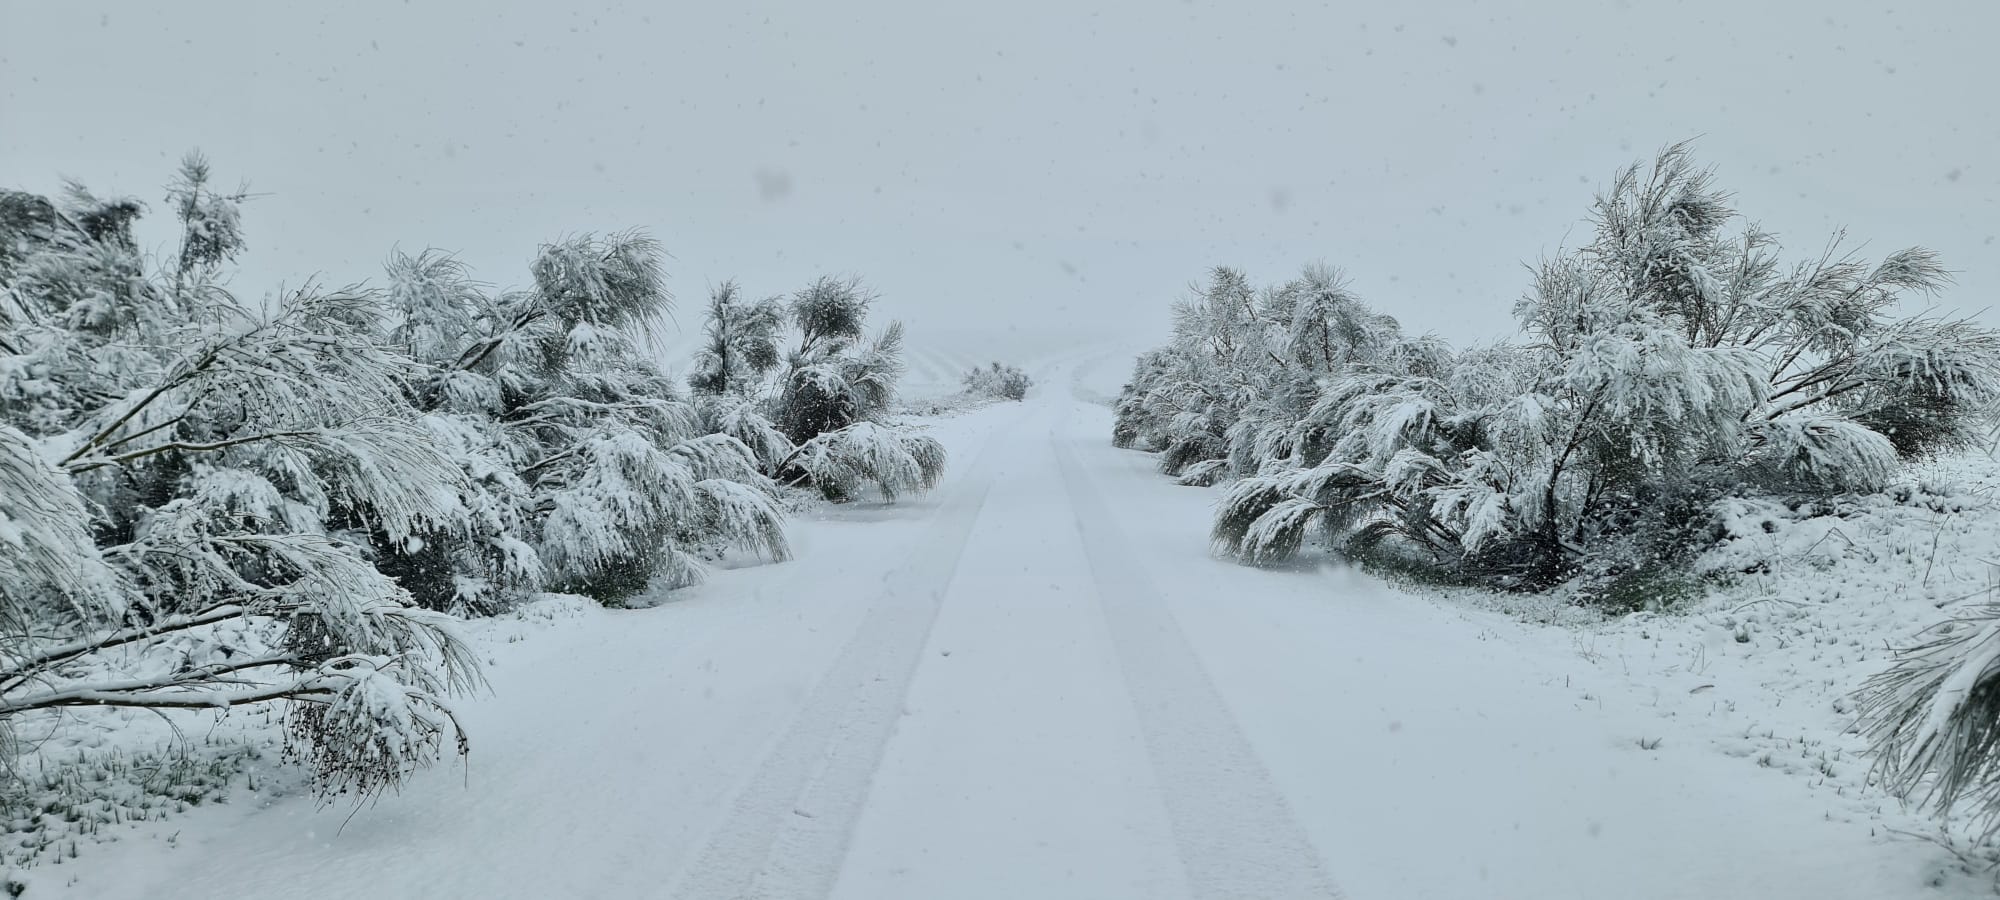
[0,425,118,619]
[689,281,785,397]
[537,430,789,598]
[0,153,908,807]
[961,361,1032,401]
[1123,142,2000,594]
[1857,602,2000,840]
[789,421,947,503]
[372,233,803,607]
[701,398,794,472]
[685,271,950,505]
[1119,141,2000,840]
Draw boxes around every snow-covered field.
[20,348,1994,899]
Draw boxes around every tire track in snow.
[1051,416,1345,900]
[667,442,1001,900]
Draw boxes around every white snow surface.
[38,352,1992,899]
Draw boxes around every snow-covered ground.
[1488,449,2000,874]
[26,350,1996,899]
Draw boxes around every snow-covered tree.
[1114,265,1428,485]
[773,276,901,442]
[379,237,793,606]
[689,281,785,398]
[1132,143,2000,597]
[0,155,484,799]
[0,153,943,803]
[164,151,247,299]
[2,160,780,798]
[679,273,949,503]
[1112,268,1264,478]
[783,421,946,503]
[962,361,1031,401]
[734,275,944,502]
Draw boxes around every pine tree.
[1124,143,2000,597]
[0,155,482,798]
[689,281,785,398]
[380,236,795,605]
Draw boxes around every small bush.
[962,362,1031,401]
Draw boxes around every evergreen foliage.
[0,153,918,801]
[962,362,1032,401]
[1117,143,2000,593]
[685,272,950,504]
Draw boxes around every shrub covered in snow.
[0,153,810,803]
[962,362,1032,401]
[1119,143,2000,596]
[688,281,785,398]
[686,274,950,504]
[377,235,792,606]
[784,422,947,503]
[0,154,481,800]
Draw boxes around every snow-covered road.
[55,359,1965,899]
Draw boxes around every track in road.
[54,356,1955,900]
[675,382,1338,899]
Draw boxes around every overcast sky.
[4,1,1997,358]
